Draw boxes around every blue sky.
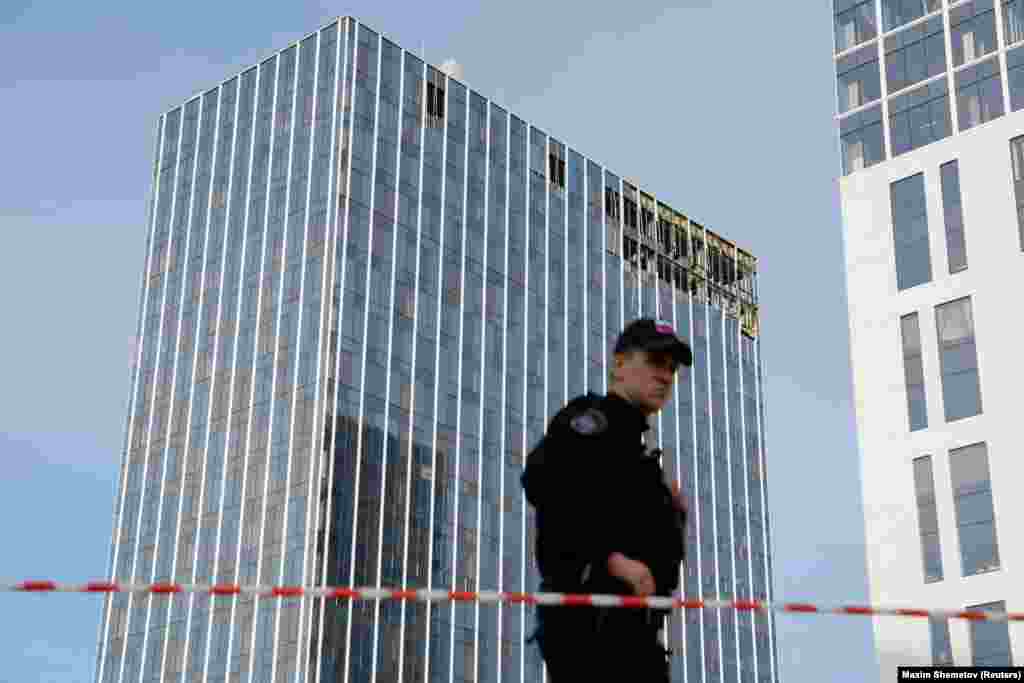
[0,1,879,680]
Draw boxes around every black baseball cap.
[614,318,693,368]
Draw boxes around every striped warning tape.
[4,581,1022,623]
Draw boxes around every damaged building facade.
[95,15,776,683]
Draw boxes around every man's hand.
[607,552,656,596]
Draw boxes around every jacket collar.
[598,390,650,436]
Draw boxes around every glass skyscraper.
[96,16,775,683]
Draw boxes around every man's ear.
[608,353,622,385]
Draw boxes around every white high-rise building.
[833,0,1024,677]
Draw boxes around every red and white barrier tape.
[4,581,1022,623]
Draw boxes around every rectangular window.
[969,601,1012,665]
[548,152,566,189]
[935,297,982,421]
[837,45,882,113]
[840,104,885,174]
[955,58,1004,131]
[913,457,943,581]
[427,81,445,120]
[889,79,952,156]
[1008,45,1024,112]
[1011,136,1024,248]
[930,617,954,665]
[885,17,947,94]
[951,0,997,66]
[605,186,620,221]
[1007,0,1024,46]
[950,443,999,576]
[901,314,928,431]
[891,173,932,290]
[940,161,968,272]
[883,0,943,31]
[835,0,878,53]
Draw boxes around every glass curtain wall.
[97,18,772,683]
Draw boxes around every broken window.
[640,194,656,242]
[740,303,759,337]
[672,263,686,292]
[548,152,566,190]
[709,239,735,287]
[623,195,638,229]
[622,235,639,267]
[737,251,757,303]
[426,80,445,122]
[605,187,620,221]
[607,220,620,255]
[640,210,654,241]
[657,255,672,285]
[675,224,688,260]
[704,233,733,291]
[690,224,706,271]
[657,207,673,254]
[640,245,654,273]
[689,224,707,301]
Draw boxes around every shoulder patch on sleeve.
[569,408,608,436]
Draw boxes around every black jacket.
[521,391,687,597]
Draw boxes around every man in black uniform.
[522,317,693,682]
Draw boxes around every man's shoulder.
[551,392,610,437]
[523,393,608,502]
